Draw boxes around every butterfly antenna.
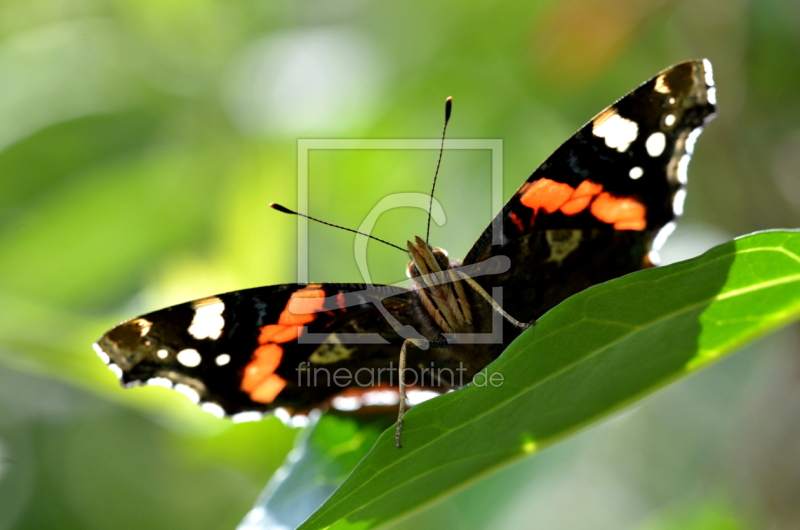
[425,96,453,245]
[270,203,407,253]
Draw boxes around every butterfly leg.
[395,338,450,448]
[454,269,534,329]
[395,338,411,448]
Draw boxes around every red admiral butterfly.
[94,60,716,447]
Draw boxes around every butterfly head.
[405,236,456,280]
[404,236,473,334]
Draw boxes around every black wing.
[94,283,427,416]
[462,60,717,325]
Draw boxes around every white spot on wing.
[188,297,226,341]
[157,349,169,360]
[646,132,666,157]
[673,188,687,216]
[289,415,310,428]
[629,166,644,180]
[273,408,292,425]
[174,384,201,404]
[664,114,676,127]
[201,402,226,418]
[108,363,123,380]
[133,319,153,336]
[677,154,691,185]
[361,390,400,407]
[215,353,231,366]
[407,389,440,406]
[654,74,670,93]
[592,111,638,152]
[231,411,263,423]
[331,395,362,411]
[647,250,662,266]
[686,126,704,154]
[177,348,202,368]
[702,59,715,86]
[93,343,110,365]
[652,221,677,250]
[146,377,174,388]
[707,87,717,105]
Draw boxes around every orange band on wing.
[560,196,593,216]
[250,374,287,404]
[280,288,326,325]
[509,211,525,232]
[572,180,604,198]
[336,292,347,310]
[259,324,300,344]
[520,179,574,214]
[241,344,283,394]
[590,192,647,230]
[560,180,603,215]
[518,178,645,230]
[241,287,332,403]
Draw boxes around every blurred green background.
[1,0,799,528]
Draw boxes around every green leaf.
[298,230,800,530]
[240,414,393,530]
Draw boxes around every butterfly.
[94,59,717,447]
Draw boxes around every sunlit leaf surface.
[298,231,800,530]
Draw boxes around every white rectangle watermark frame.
[296,138,504,283]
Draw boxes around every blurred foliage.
[1,0,800,529]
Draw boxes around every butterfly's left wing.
[94,283,427,417]
[462,60,717,326]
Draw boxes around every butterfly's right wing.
[462,60,717,325]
